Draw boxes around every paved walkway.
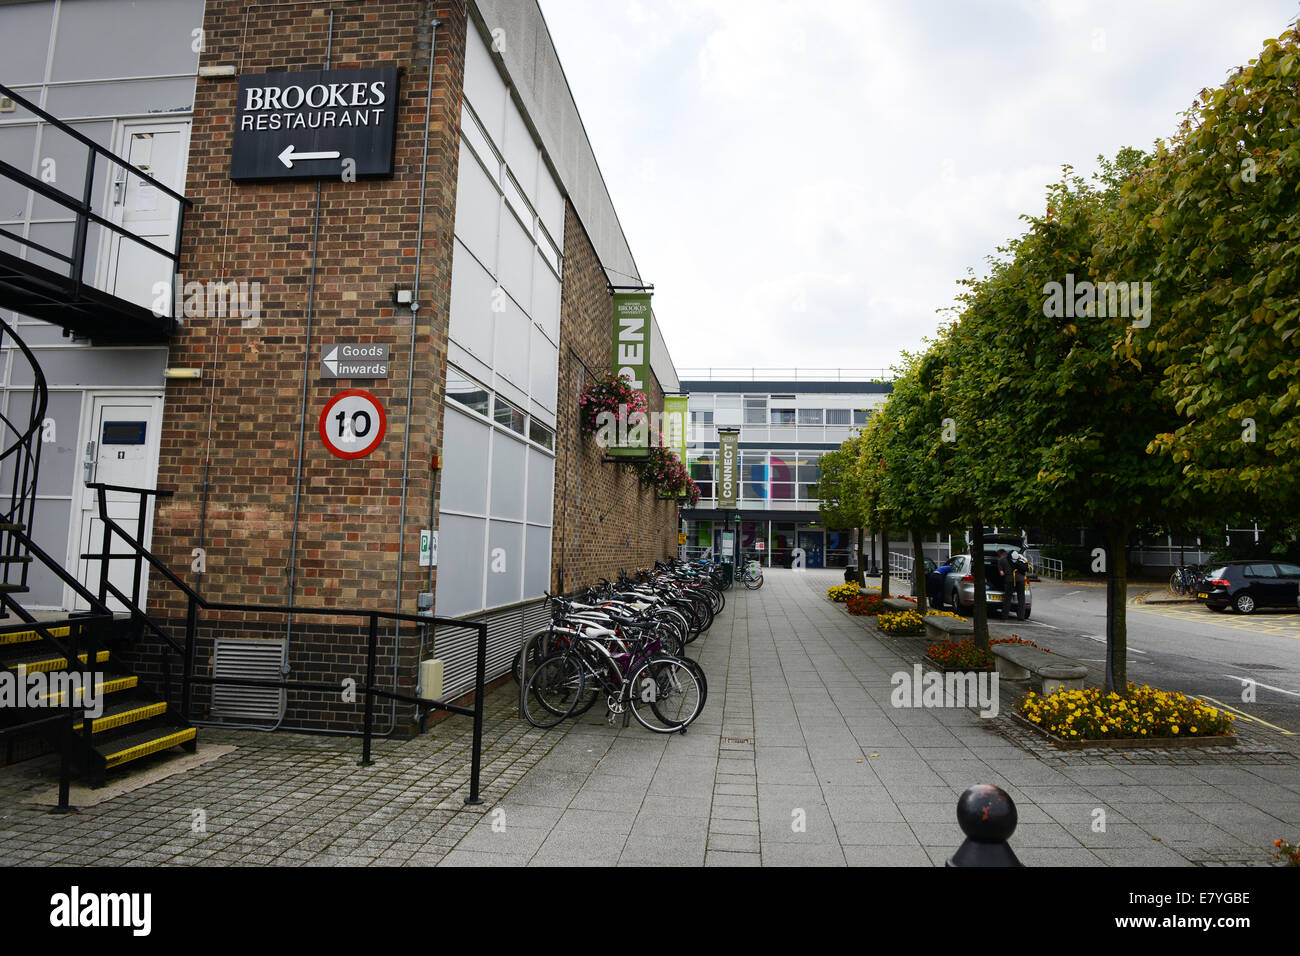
[1,569,1296,866]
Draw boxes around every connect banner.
[717,429,739,509]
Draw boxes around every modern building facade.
[677,372,890,569]
[0,0,681,734]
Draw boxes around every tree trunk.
[880,521,891,598]
[911,528,928,615]
[970,520,988,649]
[1105,522,1130,696]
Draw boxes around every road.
[974,580,1300,739]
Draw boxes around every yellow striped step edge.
[0,624,71,647]
[14,649,110,674]
[104,728,197,769]
[41,675,137,705]
[74,701,168,735]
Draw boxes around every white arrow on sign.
[278,144,342,169]
[323,346,338,375]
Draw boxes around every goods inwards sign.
[231,67,399,180]
[321,343,390,379]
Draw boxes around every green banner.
[611,292,651,391]
[717,429,739,510]
[608,291,652,460]
[664,395,689,494]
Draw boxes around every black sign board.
[230,67,400,181]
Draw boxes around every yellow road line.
[1198,695,1296,735]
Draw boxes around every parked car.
[940,544,1032,619]
[1196,561,1300,613]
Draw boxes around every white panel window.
[532,256,561,340]
[497,209,534,307]
[526,447,554,526]
[448,242,496,363]
[536,167,565,248]
[503,103,538,205]
[489,431,526,522]
[440,407,490,515]
[460,104,500,178]
[434,513,487,618]
[524,524,552,599]
[486,519,524,607]
[492,295,530,391]
[463,25,507,144]
[528,325,558,413]
[453,147,500,272]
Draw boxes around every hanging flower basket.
[578,375,648,438]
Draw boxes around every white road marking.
[1222,675,1300,700]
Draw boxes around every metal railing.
[0,82,190,325]
[85,482,489,804]
[0,316,45,595]
[888,551,913,583]
[1034,556,1064,581]
[678,368,894,382]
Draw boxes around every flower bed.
[827,583,859,603]
[846,592,885,616]
[926,638,994,670]
[1014,684,1236,744]
[924,609,964,620]
[1273,839,1299,867]
[990,635,1047,652]
[878,609,925,635]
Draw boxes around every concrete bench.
[882,598,917,613]
[991,643,1088,695]
[923,616,973,641]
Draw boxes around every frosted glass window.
[531,259,561,339]
[536,168,565,246]
[453,146,500,271]
[528,325,558,412]
[497,211,534,306]
[440,409,490,514]
[460,105,499,178]
[489,430,526,521]
[526,448,554,524]
[492,296,530,390]
[486,519,524,607]
[503,105,538,204]
[434,513,486,617]
[463,25,507,145]
[448,242,495,362]
[493,396,526,437]
[524,525,552,598]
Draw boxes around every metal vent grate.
[211,638,287,724]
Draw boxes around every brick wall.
[133,0,467,730]
[551,203,679,592]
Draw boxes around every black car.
[1196,561,1300,613]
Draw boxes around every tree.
[1108,24,1300,522]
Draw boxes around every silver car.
[940,550,1032,619]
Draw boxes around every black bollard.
[946,784,1023,867]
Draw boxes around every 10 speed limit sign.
[319,389,387,459]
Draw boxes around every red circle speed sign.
[319,389,387,459]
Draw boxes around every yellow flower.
[1171,725,1179,734]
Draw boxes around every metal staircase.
[0,315,196,789]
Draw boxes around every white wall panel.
[453,149,500,272]
[440,408,490,515]
[488,431,526,522]
[435,513,487,618]
[448,241,495,364]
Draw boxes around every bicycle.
[737,559,763,590]
[1169,566,1204,596]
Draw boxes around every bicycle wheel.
[628,657,704,733]
[744,570,763,590]
[1169,571,1183,596]
[522,654,584,728]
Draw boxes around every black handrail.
[88,483,489,804]
[0,82,192,322]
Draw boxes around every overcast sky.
[536,0,1299,374]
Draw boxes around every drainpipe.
[394,13,441,726]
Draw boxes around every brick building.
[0,0,680,735]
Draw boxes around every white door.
[100,122,189,312]
[72,394,163,611]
